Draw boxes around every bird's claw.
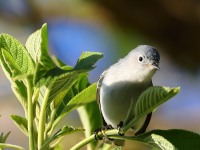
[117,121,124,136]
[94,125,113,140]
[94,128,103,140]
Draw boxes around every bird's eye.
[138,56,143,62]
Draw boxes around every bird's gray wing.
[96,70,108,126]
[135,81,153,135]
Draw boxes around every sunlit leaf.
[58,83,97,117]
[135,129,200,150]
[0,131,10,143]
[123,86,180,131]
[52,82,97,129]
[74,51,103,71]
[0,34,34,79]
[25,23,55,85]
[10,115,28,136]
[11,81,27,114]
[25,23,54,68]
[37,70,79,107]
[135,86,180,117]
[41,126,83,149]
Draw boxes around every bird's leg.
[94,128,103,140]
[94,124,125,146]
[117,121,124,136]
[94,125,113,140]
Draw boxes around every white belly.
[100,82,140,128]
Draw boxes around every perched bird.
[97,45,160,137]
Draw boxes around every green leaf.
[51,55,73,70]
[59,82,97,117]
[52,82,97,130]
[52,126,84,141]
[25,23,54,68]
[10,115,28,136]
[25,23,55,84]
[135,86,180,117]
[0,49,12,81]
[0,131,10,143]
[11,81,27,113]
[146,134,176,150]
[1,48,23,79]
[135,129,200,150]
[123,86,180,132]
[41,126,83,150]
[37,70,79,107]
[0,34,34,79]
[74,51,103,70]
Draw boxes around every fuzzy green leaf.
[25,23,55,84]
[1,49,23,79]
[123,86,180,132]
[146,134,176,150]
[41,126,83,149]
[53,126,84,139]
[37,70,79,107]
[74,51,103,70]
[52,82,97,129]
[25,23,54,68]
[0,49,12,81]
[135,86,180,117]
[58,82,97,117]
[0,131,11,143]
[11,81,27,114]
[10,115,28,136]
[51,55,73,70]
[0,34,34,79]
[135,129,200,150]
[52,73,87,117]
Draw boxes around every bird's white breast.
[99,57,154,128]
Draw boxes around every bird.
[96,45,160,139]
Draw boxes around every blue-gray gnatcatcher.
[97,45,160,136]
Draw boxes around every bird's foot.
[94,125,113,140]
[117,121,124,136]
[94,128,103,140]
[94,123,125,146]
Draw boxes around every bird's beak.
[151,61,159,70]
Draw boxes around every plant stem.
[71,128,153,150]
[48,113,63,135]
[0,143,25,150]
[122,117,140,133]
[38,85,52,149]
[26,78,35,150]
[70,134,95,150]
[77,107,94,150]
[70,129,119,150]
[45,103,56,137]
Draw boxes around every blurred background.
[0,0,200,149]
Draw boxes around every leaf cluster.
[0,23,103,149]
[1,23,200,150]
